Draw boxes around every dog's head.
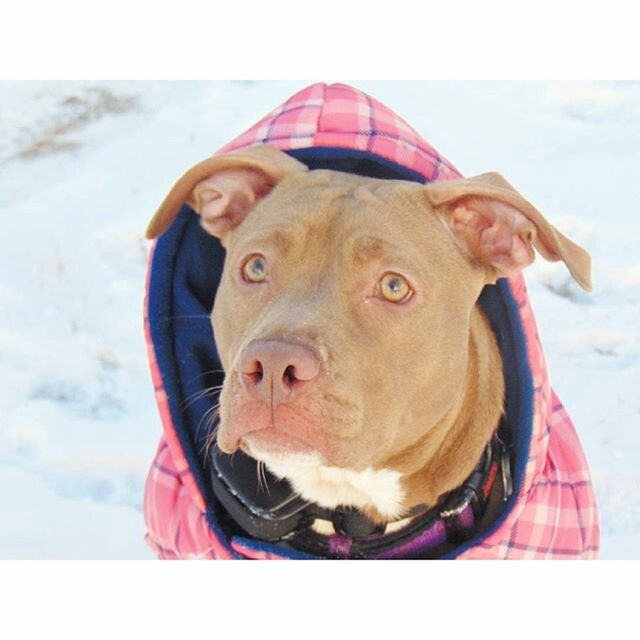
[148,145,591,516]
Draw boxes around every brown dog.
[146,144,591,526]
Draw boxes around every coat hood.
[143,82,599,559]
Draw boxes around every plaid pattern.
[143,83,599,560]
[217,83,461,182]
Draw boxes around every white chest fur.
[258,453,406,520]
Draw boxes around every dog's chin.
[240,431,324,470]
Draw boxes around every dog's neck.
[390,306,504,518]
[262,306,505,524]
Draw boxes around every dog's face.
[147,145,591,516]
[210,168,486,472]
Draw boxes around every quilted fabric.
[143,83,599,559]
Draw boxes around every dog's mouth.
[214,370,343,462]
[239,428,318,460]
[213,351,369,472]
[215,397,329,457]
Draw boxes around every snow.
[1,80,638,559]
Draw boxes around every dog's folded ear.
[425,172,592,291]
[145,144,308,240]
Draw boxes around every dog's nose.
[239,339,321,406]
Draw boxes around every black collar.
[208,424,513,559]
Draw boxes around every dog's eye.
[379,273,412,303]
[242,254,269,283]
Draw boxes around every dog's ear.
[425,172,592,291]
[145,144,308,240]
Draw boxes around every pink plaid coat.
[143,83,599,559]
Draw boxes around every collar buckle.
[440,439,493,542]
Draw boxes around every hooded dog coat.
[143,83,599,559]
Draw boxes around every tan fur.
[148,145,591,523]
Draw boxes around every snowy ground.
[0,80,638,559]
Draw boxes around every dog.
[143,82,599,559]
[145,143,592,546]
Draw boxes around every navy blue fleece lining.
[231,536,321,559]
[146,147,535,559]
[287,147,427,184]
[443,279,534,558]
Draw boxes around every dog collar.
[208,424,513,559]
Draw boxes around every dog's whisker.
[260,460,270,496]
[196,402,220,432]
[167,314,214,321]
[256,459,264,493]
[202,409,221,441]
[195,403,221,447]
[188,369,227,382]
[202,423,221,460]
[201,417,222,459]
[181,386,225,409]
